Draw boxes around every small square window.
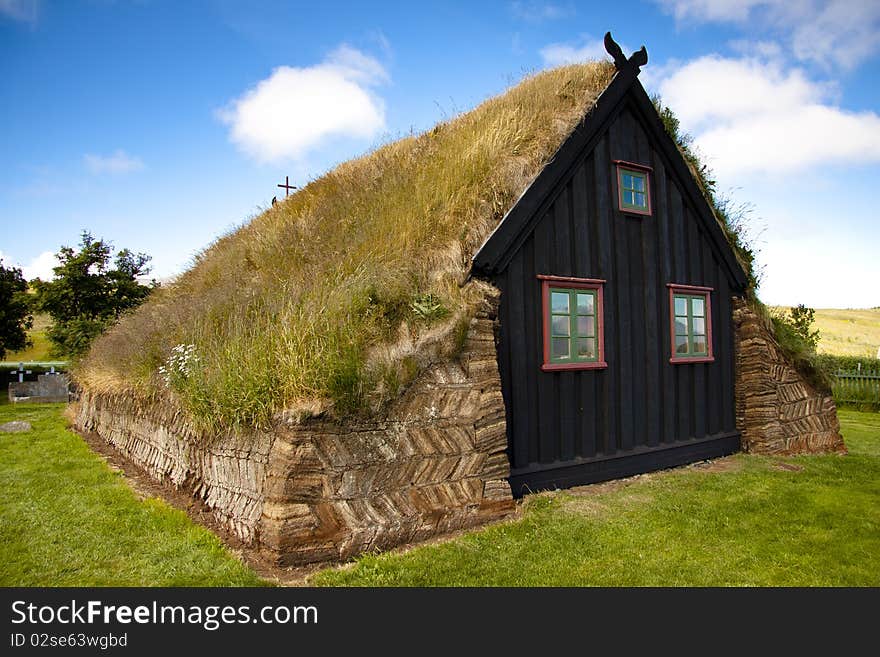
[668,284,714,363]
[552,337,569,359]
[551,315,570,336]
[540,276,607,371]
[577,315,594,337]
[620,171,647,210]
[615,161,652,216]
[576,293,593,314]
[551,291,569,314]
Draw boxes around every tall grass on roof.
[76,62,616,432]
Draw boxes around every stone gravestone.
[8,373,69,404]
[0,421,31,433]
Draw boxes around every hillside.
[76,61,616,431]
[813,308,880,358]
[770,306,880,358]
[3,313,53,363]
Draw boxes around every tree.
[0,261,33,359]
[32,232,157,358]
[788,304,821,353]
[771,303,821,361]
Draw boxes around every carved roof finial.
[604,31,648,74]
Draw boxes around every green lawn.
[0,402,265,586]
[313,409,880,586]
[1,402,877,586]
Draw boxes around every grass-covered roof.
[77,61,617,430]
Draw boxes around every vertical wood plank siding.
[494,101,740,494]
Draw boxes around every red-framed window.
[668,283,714,364]
[614,160,652,216]
[539,275,607,371]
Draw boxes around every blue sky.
[1,0,878,307]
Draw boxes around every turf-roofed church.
[73,34,844,565]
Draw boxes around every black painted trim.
[508,431,741,498]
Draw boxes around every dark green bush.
[816,354,880,375]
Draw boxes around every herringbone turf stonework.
[74,284,515,565]
[74,391,273,544]
[733,298,846,455]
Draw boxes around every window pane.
[691,297,705,316]
[692,336,708,354]
[577,292,594,314]
[576,338,595,359]
[551,291,569,314]
[632,175,645,192]
[552,337,570,359]
[622,173,633,189]
[674,297,687,316]
[623,190,634,205]
[634,192,646,208]
[692,317,706,335]
[552,315,570,336]
[675,335,689,354]
[674,317,688,335]
[577,315,595,337]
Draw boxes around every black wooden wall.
[492,98,741,495]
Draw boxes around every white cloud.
[655,0,880,70]
[728,39,783,59]
[22,250,57,280]
[325,44,389,85]
[790,1,880,70]
[510,2,574,22]
[367,30,393,61]
[656,0,776,22]
[539,37,610,67]
[657,55,880,177]
[0,0,39,22]
[83,149,144,175]
[217,44,388,164]
[657,56,820,129]
[758,232,879,308]
[0,250,57,281]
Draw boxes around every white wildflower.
[159,343,200,388]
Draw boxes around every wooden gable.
[471,41,749,293]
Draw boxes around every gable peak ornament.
[604,32,648,74]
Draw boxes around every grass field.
[771,306,880,358]
[1,402,877,586]
[313,409,880,586]
[813,308,880,358]
[0,402,265,586]
[3,313,54,363]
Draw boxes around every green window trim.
[672,293,710,358]
[617,167,650,213]
[548,287,599,364]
